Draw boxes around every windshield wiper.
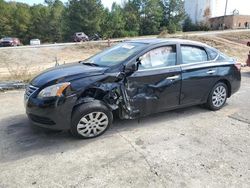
[80,61,100,67]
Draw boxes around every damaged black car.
[25,39,241,138]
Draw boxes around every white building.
[185,0,250,23]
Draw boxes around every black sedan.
[25,39,241,138]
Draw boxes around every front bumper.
[25,94,77,130]
[0,42,13,47]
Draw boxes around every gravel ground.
[0,72,249,188]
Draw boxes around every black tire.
[71,101,113,139]
[206,82,228,111]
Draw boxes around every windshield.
[2,38,12,41]
[84,42,147,67]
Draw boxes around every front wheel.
[71,101,113,139]
[206,82,228,111]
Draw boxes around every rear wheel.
[206,82,228,111]
[71,101,113,139]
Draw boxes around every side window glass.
[217,53,232,61]
[181,45,208,64]
[139,45,176,70]
[206,48,218,60]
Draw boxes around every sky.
[9,0,122,9]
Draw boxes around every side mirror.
[124,57,142,73]
[124,63,137,73]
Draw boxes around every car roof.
[126,38,210,47]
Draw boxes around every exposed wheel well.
[216,79,232,97]
[81,88,107,100]
[72,87,119,118]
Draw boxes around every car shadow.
[0,105,209,163]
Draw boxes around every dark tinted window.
[139,45,176,70]
[181,45,208,64]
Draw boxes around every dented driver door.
[125,45,182,117]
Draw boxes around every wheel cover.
[77,112,109,137]
[212,85,227,108]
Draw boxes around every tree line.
[0,0,187,44]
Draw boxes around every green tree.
[0,0,14,38]
[123,0,140,36]
[47,0,65,42]
[100,8,113,38]
[63,0,104,40]
[11,3,31,43]
[29,4,51,42]
[101,3,126,38]
[0,0,188,43]
[139,0,163,35]
[110,3,125,37]
[167,19,176,33]
[28,1,64,43]
[161,0,186,32]
[183,16,195,32]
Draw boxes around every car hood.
[30,63,108,87]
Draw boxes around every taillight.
[234,62,241,71]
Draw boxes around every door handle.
[207,70,216,74]
[166,75,180,80]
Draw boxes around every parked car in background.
[73,32,89,42]
[25,39,241,139]
[30,39,41,46]
[89,33,102,41]
[0,37,21,47]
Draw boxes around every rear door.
[180,45,219,105]
[125,45,182,116]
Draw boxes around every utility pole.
[195,0,198,23]
[223,0,228,29]
[224,0,228,16]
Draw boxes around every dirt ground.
[0,31,249,81]
[0,70,249,187]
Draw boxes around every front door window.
[139,45,177,70]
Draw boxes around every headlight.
[37,82,70,99]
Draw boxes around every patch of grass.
[218,31,250,40]
[3,62,32,82]
[76,41,116,50]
